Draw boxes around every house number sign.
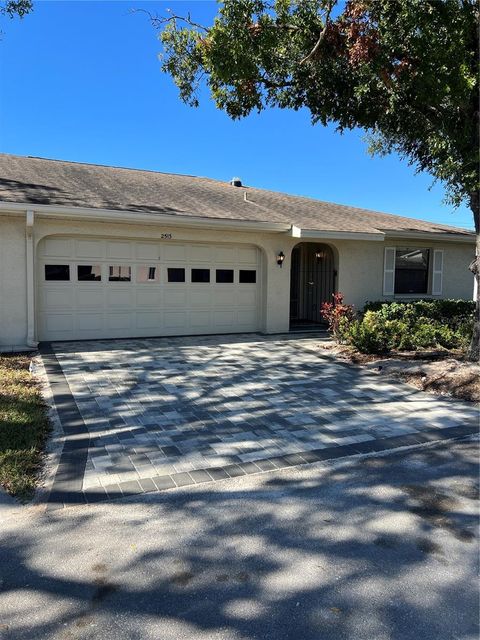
[160,233,173,239]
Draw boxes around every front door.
[290,244,335,325]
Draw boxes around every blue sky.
[0,0,473,229]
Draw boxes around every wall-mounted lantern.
[315,250,326,261]
[276,251,285,267]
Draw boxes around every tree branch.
[261,75,294,89]
[133,8,209,33]
[300,0,336,65]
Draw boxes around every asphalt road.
[1,438,478,640]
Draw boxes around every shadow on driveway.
[0,438,478,640]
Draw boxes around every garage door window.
[109,266,131,282]
[45,265,70,281]
[167,268,185,283]
[137,266,158,283]
[216,269,234,283]
[239,270,256,283]
[192,268,210,283]
[77,265,101,281]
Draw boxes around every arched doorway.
[289,243,336,329]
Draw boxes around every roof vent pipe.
[230,177,242,187]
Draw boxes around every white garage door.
[37,236,262,341]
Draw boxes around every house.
[0,153,475,349]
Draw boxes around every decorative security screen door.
[290,244,335,324]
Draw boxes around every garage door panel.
[136,312,161,330]
[107,289,133,308]
[164,244,186,261]
[190,290,212,307]
[107,313,132,331]
[76,289,104,308]
[214,311,235,327]
[135,289,161,307]
[107,241,132,259]
[238,310,258,326]
[190,311,211,328]
[164,311,187,330]
[213,290,235,307]
[75,313,104,331]
[190,245,211,262]
[238,247,258,263]
[75,239,104,259]
[41,288,74,310]
[237,290,257,306]
[43,313,74,333]
[214,246,236,262]
[135,243,159,260]
[164,289,187,307]
[38,237,261,340]
[42,237,73,258]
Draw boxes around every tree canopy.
[156,0,479,228]
[1,0,32,19]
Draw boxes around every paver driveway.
[43,334,478,508]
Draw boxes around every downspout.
[25,210,38,348]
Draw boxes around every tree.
[0,0,32,19]
[153,0,479,360]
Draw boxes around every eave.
[382,229,475,245]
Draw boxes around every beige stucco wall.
[331,238,475,309]
[0,210,475,347]
[0,214,27,346]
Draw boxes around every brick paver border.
[41,343,90,505]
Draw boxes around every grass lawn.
[0,355,51,499]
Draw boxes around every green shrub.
[456,319,474,345]
[410,324,440,349]
[336,315,354,344]
[341,299,474,354]
[363,299,475,323]
[347,312,407,353]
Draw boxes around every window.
[394,248,430,294]
[45,265,70,281]
[137,266,158,283]
[191,268,210,283]
[77,265,101,281]
[216,269,234,283]
[108,266,131,282]
[167,268,185,283]
[239,270,256,284]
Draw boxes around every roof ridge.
[1,153,210,182]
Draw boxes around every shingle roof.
[0,153,473,238]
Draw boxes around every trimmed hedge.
[339,299,474,354]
